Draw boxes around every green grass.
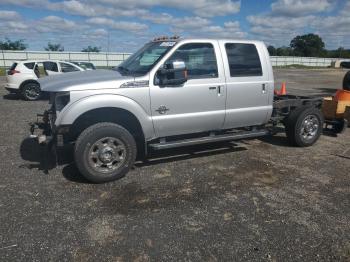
[0,68,5,76]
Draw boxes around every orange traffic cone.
[279,82,287,95]
[274,82,287,95]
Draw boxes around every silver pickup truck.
[32,37,327,183]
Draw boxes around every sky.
[0,0,349,52]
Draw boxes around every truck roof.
[152,37,265,46]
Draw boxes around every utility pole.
[107,30,110,67]
[107,30,110,53]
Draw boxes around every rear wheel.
[22,82,41,101]
[285,106,323,147]
[74,122,137,183]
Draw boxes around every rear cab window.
[225,43,263,77]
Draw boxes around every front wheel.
[22,82,42,101]
[285,106,324,147]
[74,122,137,183]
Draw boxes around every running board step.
[149,130,270,150]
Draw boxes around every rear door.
[219,41,272,129]
[150,40,226,137]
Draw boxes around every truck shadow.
[19,136,296,183]
[19,137,248,183]
[19,137,72,174]
[259,135,290,147]
[61,142,248,183]
[19,137,56,173]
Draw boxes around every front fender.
[56,94,155,140]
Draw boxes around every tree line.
[268,34,350,58]
[0,38,101,52]
[1,34,350,58]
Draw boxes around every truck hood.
[38,69,133,92]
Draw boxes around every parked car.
[340,61,350,69]
[71,61,96,70]
[32,37,332,183]
[5,60,84,100]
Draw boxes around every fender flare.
[56,94,155,140]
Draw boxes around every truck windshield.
[117,41,176,76]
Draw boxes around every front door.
[150,41,226,138]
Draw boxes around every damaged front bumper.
[29,110,55,146]
[29,109,71,147]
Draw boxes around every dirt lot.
[0,69,350,261]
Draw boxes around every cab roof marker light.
[152,35,180,42]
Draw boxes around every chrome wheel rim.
[300,115,319,140]
[25,84,40,99]
[88,137,127,174]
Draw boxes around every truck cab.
[145,39,273,137]
[33,37,324,183]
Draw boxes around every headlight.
[55,92,70,112]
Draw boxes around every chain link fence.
[0,50,132,68]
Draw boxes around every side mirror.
[157,60,188,86]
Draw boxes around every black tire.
[333,119,347,134]
[343,71,350,91]
[22,82,42,101]
[285,106,324,147]
[74,122,137,183]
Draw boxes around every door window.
[24,62,35,69]
[166,43,218,79]
[60,62,80,73]
[225,43,262,77]
[44,61,58,72]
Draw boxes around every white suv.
[5,60,84,100]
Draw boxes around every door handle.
[262,83,267,94]
[209,86,222,96]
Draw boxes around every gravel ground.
[0,69,350,261]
